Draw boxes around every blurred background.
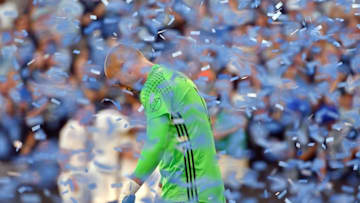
[0,0,360,202]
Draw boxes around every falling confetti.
[172,51,182,58]
[101,0,109,6]
[0,0,358,202]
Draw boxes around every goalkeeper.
[104,44,226,203]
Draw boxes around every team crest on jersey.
[150,97,161,112]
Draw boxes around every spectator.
[58,117,91,203]
[211,79,249,194]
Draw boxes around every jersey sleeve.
[133,114,170,182]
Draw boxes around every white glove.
[119,178,141,202]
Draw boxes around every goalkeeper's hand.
[119,178,141,203]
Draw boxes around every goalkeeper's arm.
[119,114,170,202]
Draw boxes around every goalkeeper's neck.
[132,58,154,92]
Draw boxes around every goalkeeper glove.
[119,178,141,203]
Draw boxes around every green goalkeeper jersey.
[133,64,226,203]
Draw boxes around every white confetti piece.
[315,25,322,31]
[126,0,132,3]
[101,0,109,6]
[230,76,239,82]
[172,51,182,58]
[122,89,134,96]
[190,31,200,35]
[137,105,144,112]
[344,122,352,127]
[96,46,104,50]
[51,98,60,105]
[219,0,228,3]
[333,41,341,47]
[14,38,24,43]
[101,98,121,110]
[32,125,41,132]
[272,11,282,21]
[201,64,210,71]
[250,37,257,42]
[159,34,166,40]
[261,39,272,47]
[73,49,80,54]
[289,28,298,35]
[285,198,292,203]
[27,59,35,66]
[298,179,308,183]
[247,93,257,98]
[275,2,283,9]
[143,35,155,42]
[352,4,360,8]
[152,19,161,25]
[157,29,167,34]
[308,142,315,147]
[325,137,334,143]
[278,161,288,168]
[90,15,97,20]
[154,8,164,13]
[18,186,32,193]
[90,69,101,75]
[7,171,20,177]
[186,36,196,43]
[168,15,175,25]
[335,18,344,22]
[277,189,287,199]
[275,104,284,111]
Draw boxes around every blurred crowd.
[0,0,360,202]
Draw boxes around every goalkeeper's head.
[104,44,153,91]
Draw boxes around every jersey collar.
[140,64,160,105]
